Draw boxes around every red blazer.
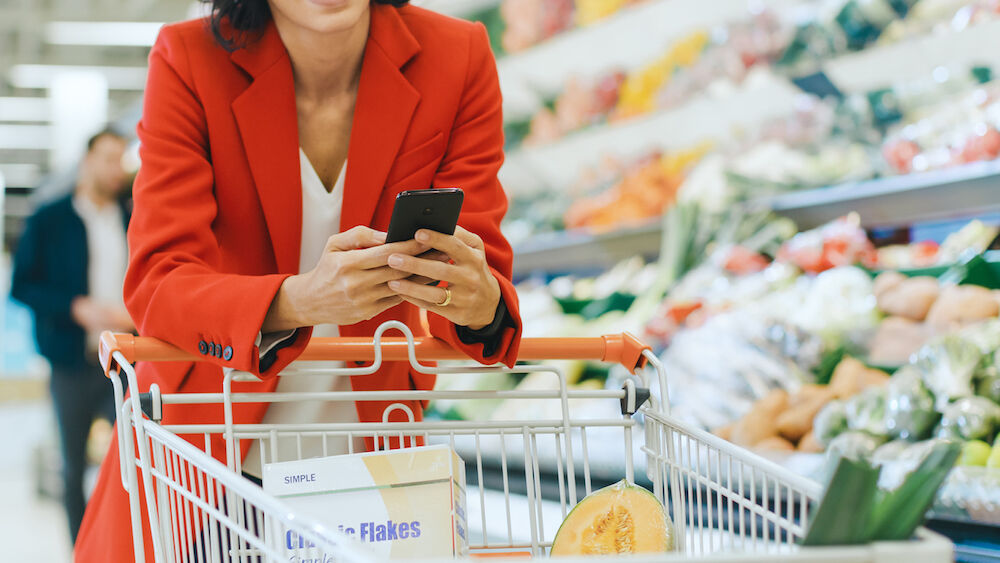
[75,5,521,561]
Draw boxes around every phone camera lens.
[422,207,433,216]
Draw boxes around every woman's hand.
[263,226,429,331]
[386,226,501,330]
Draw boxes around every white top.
[72,194,128,354]
[243,151,363,477]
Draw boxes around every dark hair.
[86,128,126,153]
[205,0,410,51]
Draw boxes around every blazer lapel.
[342,4,421,231]
[231,24,301,274]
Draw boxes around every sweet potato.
[926,284,1000,328]
[730,389,788,448]
[777,387,835,442]
[797,430,824,453]
[712,422,735,441]
[754,436,795,451]
[829,357,889,399]
[789,384,829,407]
[876,276,940,321]
[873,271,906,300]
[868,316,933,366]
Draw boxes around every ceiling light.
[46,21,163,47]
[0,163,42,187]
[0,97,50,122]
[0,125,52,150]
[10,64,147,90]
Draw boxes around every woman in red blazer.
[75,1,521,560]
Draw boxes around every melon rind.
[550,479,674,556]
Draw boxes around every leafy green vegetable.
[803,441,961,546]
[934,396,1000,441]
[914,335,983,410]
[814,400,848,446]
[802,457,880,546]
[884,366,939,440]
[825,431,886,462]
[869,441,961,541]
[845,387,888,437]
[813,344,847,386]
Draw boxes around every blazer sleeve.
[426,22,522,368]
[10,210,79,319]
[124,27,310,378]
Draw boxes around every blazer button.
[223,346,233,361]
[198,340,208,355]
[208,342,216,357]
[215,345,223,359]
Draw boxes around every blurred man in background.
[10,128,134,543]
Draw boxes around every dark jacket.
[11,193,130,369]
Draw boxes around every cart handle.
[99,331,651,376]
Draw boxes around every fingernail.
[388,280,401,289]
[388,255,403,267]
[415,230,429,242]
[373,231,387,242]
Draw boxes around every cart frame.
[100,321,952,562]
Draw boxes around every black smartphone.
[385,188,464,243]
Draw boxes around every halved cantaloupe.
[550,479,674,556]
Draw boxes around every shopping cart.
[100,320,953,563]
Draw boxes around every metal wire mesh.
[642,408,822,557]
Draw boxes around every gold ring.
[436,287,452,307]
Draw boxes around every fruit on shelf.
[957,439,992,466]
[874,275,941,321]
[615,30,710,119]
[563,144,710,232]
[776,215,877,274]
[550,479,674,556]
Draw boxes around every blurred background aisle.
[0,403,72,562]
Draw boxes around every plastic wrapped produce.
[877,439,950,490]
[977,361,1000,403]
[814,400,848,446]
[871,440,912,468]
[884,366,940,440]
[826,431,886,462]
[935,397,1000,441]
[845,386,889,437]
[914,334,983,409]
[961,320,1000,354]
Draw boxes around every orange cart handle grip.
[99,331,651,377]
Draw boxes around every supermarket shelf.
[500,72,801,196]
[765,159,1000,229]
[511,160,1000,274]
[497,0,803,121]
[825,19,1000,94]
[512,221,661,277]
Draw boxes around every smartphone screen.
[385,188,464,243]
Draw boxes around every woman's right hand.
[262,226,429,331]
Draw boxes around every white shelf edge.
[500,72,802,196]
[824,19,1000,94]
[512,160,1000,274]
[497,0,804,122]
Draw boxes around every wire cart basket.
[99,321,953,562]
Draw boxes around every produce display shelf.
[511,221,661,277]
[765,159,1000,230]
[500,73,800,195]
[824,19,1000,95]
[495,0,802,122]
[511,160,1000,274]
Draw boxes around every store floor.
[0,402,72,562]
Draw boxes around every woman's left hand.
[386,226,501,330]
